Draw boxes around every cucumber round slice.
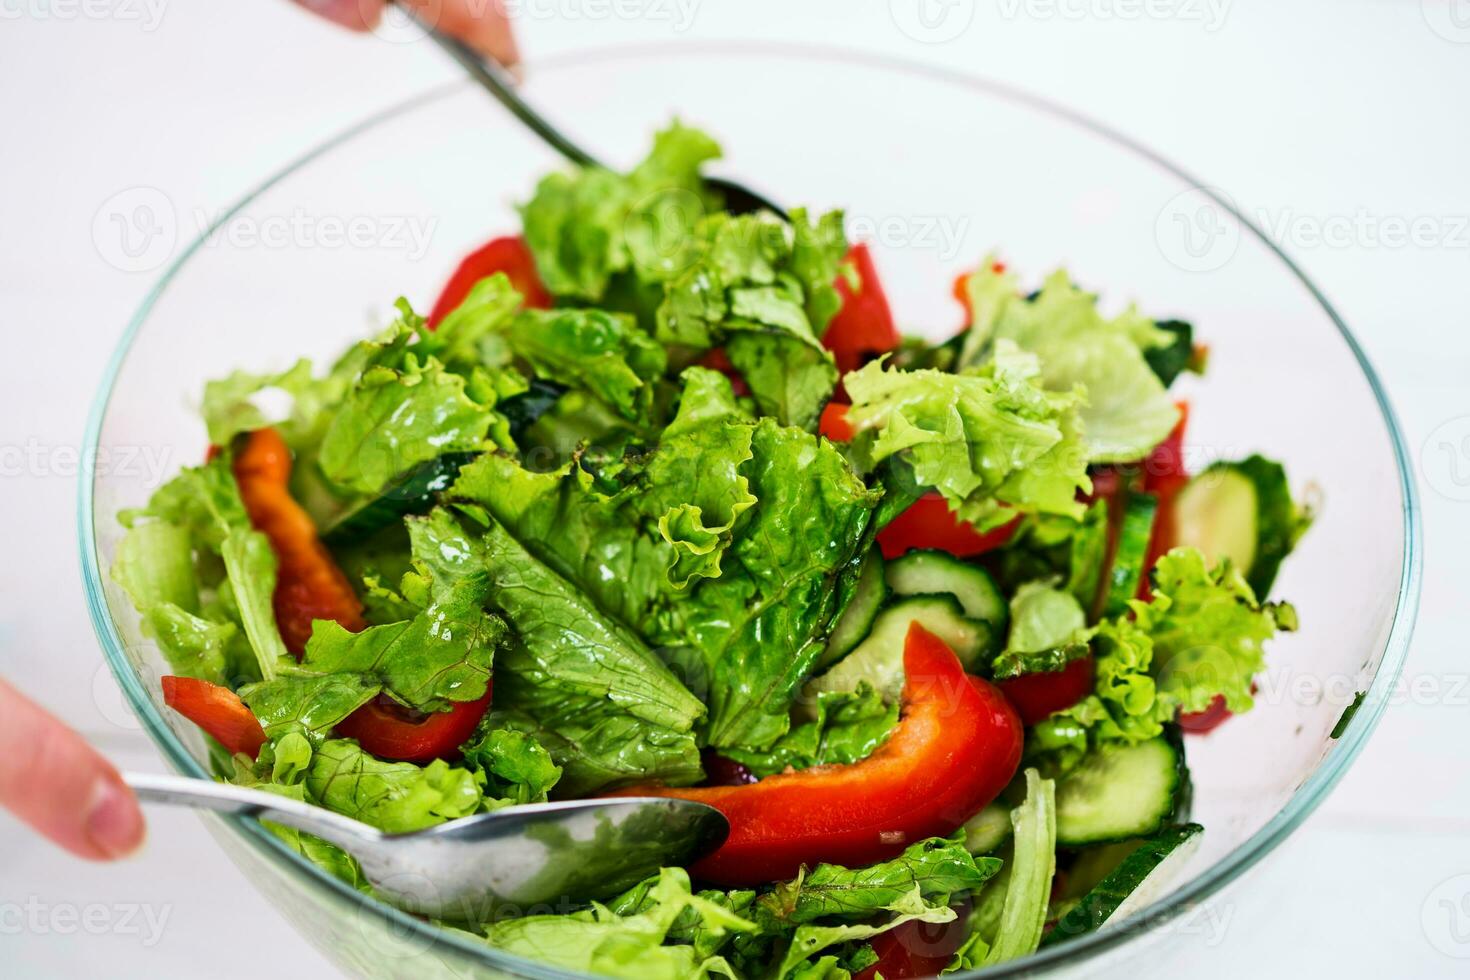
[1055,736,1184,847]
[1042,824,1204,946]
[821,547,887,669]
[1173,469,1258,575]
[805,595,993,704]
[884,549,1007,628]
[962,801,1013,855]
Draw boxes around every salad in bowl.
[110,123,1311,979]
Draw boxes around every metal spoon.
[125,772,727,920]
[392,2,788,219]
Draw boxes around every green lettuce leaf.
[755,837,1000,925]
[459,727,562,805]
[723,684,897,779]
[482,867,750,980]
[957,263,1180,462]
[991,581,1094,680]
[776,886,957,980]
[501,308,667,424]
[520,122,722,302]
[298,571,503,710]
[238,673,380,744]
[843,349,1090,531]
[305,738,483,833]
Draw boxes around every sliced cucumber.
[821,547,887,669]
[805,595,993,703]
[1055,735,1184,847]
[323,452,479,544]
[884,549,1007,628]
[1067,499,1110,619]
[963,801,1013,855]
[1101,492,1157,616]
[1174,455,1310,597]
[1042,824,1204,946]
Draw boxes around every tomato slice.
[334,689,493,763]
[996,657,1095,726]
[427,235,551,328]
[819,402,855,442]
[161,676,267,758]
[1177,694,1232,734]
[855,901,973,980]
[878,494,1019,560]
[823,244,900,374]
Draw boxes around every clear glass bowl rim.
[78,40,1423,979]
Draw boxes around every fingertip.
[84,776,147,861]
[294,0,382,32]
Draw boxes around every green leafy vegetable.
[956,263,1181,463]
[459,727,562,805]
[991,581,1093,680]
[501,308,667,424]
[723,684,897,779]
[238,673,380,744]
[306,738,483,833]
[843,348,1091,532]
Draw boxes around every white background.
[3,0,1469,976]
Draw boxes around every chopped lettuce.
[723,684,898,779]
[305,738,483,833]
[843,348,1091,531]
[501,308,667,425]
[991,581,1094,680]
[459,727,563,805]
[957,263,1181,463]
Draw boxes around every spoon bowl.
[126,773,728,920]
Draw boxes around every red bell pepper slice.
[427,235,552,329]
[855,901,973,980]
[161,676,267,758]
[877,494,1019,560]
[233,429,366,656]
[696,348,751,397]
[1139,403,1190,592]
[333,689,493,763]
[996,657,1095,726]
[824,244,900,375]
[612,623,1022,887]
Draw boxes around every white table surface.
[3,1,1469,976]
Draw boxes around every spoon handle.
[391,1,602,169]
[123,772,378,852]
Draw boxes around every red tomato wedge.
[161,676,267,758]
[996,657,1096,726]
[427,235,552,329]
[819,402,856,442]
[1177,694,1232,734]
[855,901,973,980]
[333,690,493,763]
[609,623,1022,887]
[824,244,900,374]
[878,494,1019,560]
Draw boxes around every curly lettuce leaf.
[298,571,503,710]
[723,684,897,779]
[483,867,750,980]
[307,739,482,833]
[843,350,1090,531]
[657,210,845,430]
[957,263,1180,462]
[991,581,1094,680]
[520,122,722,302]
[756,837,999,926]
[459,727,562,805]
[501,308,667,424]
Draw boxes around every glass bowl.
[80,42,1419,979]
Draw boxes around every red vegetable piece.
[609,624,1023,887]
[878,494,1019,560]
[161,676,267,758]
[427,235,551,329]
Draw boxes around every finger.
[0,680,146,861]
[290,0,383,32]
[417,0,520,66]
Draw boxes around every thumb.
[0,680,146,861]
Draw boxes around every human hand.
[0,679,145,860]
[292,0,519,65]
